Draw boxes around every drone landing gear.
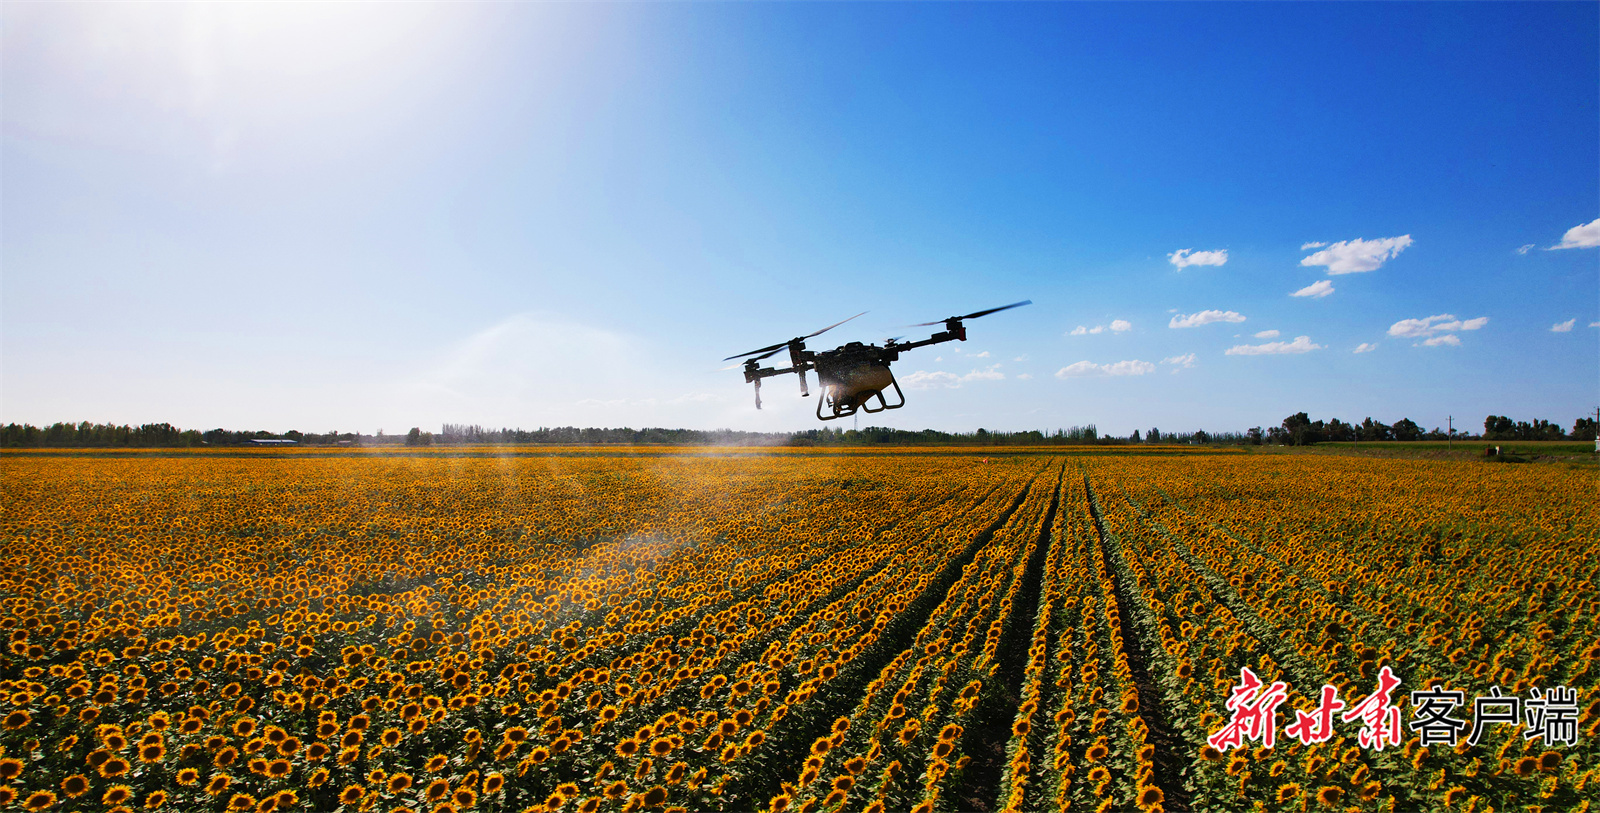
[816,376,905,421]
[859,377,905,414]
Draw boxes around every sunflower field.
[0,449,1595,813]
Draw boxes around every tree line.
[1257,413,1597,446]
[2,415,1592,449]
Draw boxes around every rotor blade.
[722,340,789,362]
[720,345,787,367]
[904,300,1033,327]
[804,311,867,339]
[958,299,1032,320]
[723,312,864,360]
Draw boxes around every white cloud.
[1552,319,1575,333]
[902,365,1004,389]
[1592,322,1600,328]
[1421,335,1460,347]
[1551,217,1600,250]
[1109,319,1132,333]
[1517,244,1535,255]
[1161,353,1197,368]
[1013,356,1026,362]
[1169,310,1246,328]
[1353,342,1377,353]
[1387,314,1489,339]
[1300,241,1328,250]
[1291,279,1335,298]
[1068,324,1112,336]
[1225,336,1322,355]
[1300,235,1413,274]
[1254,330,1280,339]
[971,351,990,358]
[1168,248,1228,270]
[902,370,962,389]
[1055,359,1155,378]
[1016,373,1033,380]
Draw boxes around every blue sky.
[3,2,1596,436]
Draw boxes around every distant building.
[247,439,298,446]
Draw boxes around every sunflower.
[382,729,404,748]
[616,739,641,758]
[389,773,414,793]
[482,773,504,794]
[176,768,201,786]
[425,754,449,773]
[215,747,240,768]
[452,788,477,808]
[1085,744,1109,763]
[1356,780,1381,801]
[144,789,168,809]
[426,779,451,803]
[1515,757,1538,778]
[1136,785,1162,810]
[139,743,166,763]
[1537,751,1562,772]
[0,758,21,780]
[99,755,132,778]
[23,791,57,812]
[4,710,31,730]
[339,785,365,805]
[1276,783,1302,804]
[228,794,257,812]
[1314,786,1342,807]
[1087,766,1110,784]
[61,773,92,797]
[266,759,292,779]
[604,781,629,800]
[308,767,330,787]
[206,774,233,796]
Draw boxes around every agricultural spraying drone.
[723,301,1031,421]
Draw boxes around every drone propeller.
[719,345,786,370]
[723,311,867,361]
[904,300,1032,328]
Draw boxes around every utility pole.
[1448,415,1453,450]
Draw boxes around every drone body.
[724,301,1030,421]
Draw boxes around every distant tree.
[1391,418,1422,441]
[1574,417,1598,441]
[1247,426,1263,445]
[1282,412,1326,446]
[1484,415,1515,440]
[1324,419,1354,442]
[1193,429,1210,444]
[1148,428,1161,444]
[1131,429,1141,442]
[405,427,424,446]
[1359,417,1391,442]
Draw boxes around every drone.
[723,301,1031,421]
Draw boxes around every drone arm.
[893,329,962,354]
